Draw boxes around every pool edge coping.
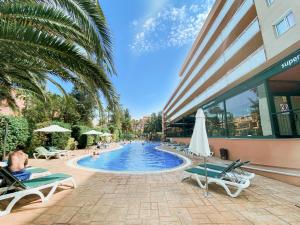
[66,143,192,174]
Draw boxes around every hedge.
[0,116,30,157]
[121,133,135,141]
[71,125,96,149]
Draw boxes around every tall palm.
[0,0,118,110]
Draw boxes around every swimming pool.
[75,142,190,173]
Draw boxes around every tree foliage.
[0,116,30,156]
[0,0,118,111]
[144,112,162,134]
[99,106,134,141]
[22,87,99,127]
[70,87,96,126]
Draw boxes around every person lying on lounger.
[7,145,32,181]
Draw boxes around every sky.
[48,0,214,119]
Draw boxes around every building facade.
[163,0,300,170]
[0,91,25,116]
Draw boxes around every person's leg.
[30,172,49,179]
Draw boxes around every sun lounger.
[183,161,250,197]
[198,161,255,180]
[175,146,184,151]
[33,146,66,159]
[0,167,50,193]
[48,147,70,158]
[0,167,76,216]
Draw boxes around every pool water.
[77,142,184,172]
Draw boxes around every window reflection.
[225,84,272,137]
[204,102,226,137]
[166,84,273,138]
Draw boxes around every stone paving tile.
[1,144,300,225]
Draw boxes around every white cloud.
[130,0,215,54]
[143,18,156,31]
[132,20,138,26]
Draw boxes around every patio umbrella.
[189,108,211,196]
[34,125,71,133]
[100,132,112,143]
[83,130,103,135]
[100,132,112,137]
[83,130,103,145]
[34,125,71,146]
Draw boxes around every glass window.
[204,102,226,137]
[275,11,296,37]
[225,84,272,137]
[166,114,195,137]
[287,12,296,26]
[275,19,289,36]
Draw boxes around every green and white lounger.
[48,147,70,158]
[0,167,76,216]
[33,146,66,159]
[198,161,255,180]
[183,161,250,198]
[0,167,50,192]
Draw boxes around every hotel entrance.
[269,64,300,137]
[272,95,300,136]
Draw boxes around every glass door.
[273,95,300,137]
[290,96,300,135]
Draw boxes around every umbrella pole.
[204,156,209,197]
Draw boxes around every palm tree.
[0,0,118,111]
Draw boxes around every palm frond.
[0,0,119,113]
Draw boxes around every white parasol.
[83,130,103,135]
[189,108,211,196]
[34,125,71,133]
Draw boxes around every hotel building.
[0,91,25,116]
[163,0,300,180]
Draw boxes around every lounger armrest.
[221,177,250,189]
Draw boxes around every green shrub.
[65,137,76,150]
[112,129,120,142]
[70,125,81,143]
[71,125,95,149]
[0,116,30,157]
[120,132,134,141]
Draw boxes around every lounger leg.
[59,178,77,188]
[214,180,244,198]
[43,183,59,202]
[181,172,192,182]
[46,178,77,200]
[33,153,41,159]
[70,177,77,188]
[0,190,45,217]
[194,175,207,189]
[181,175,191,182]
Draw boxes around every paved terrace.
[1,144,300,225]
